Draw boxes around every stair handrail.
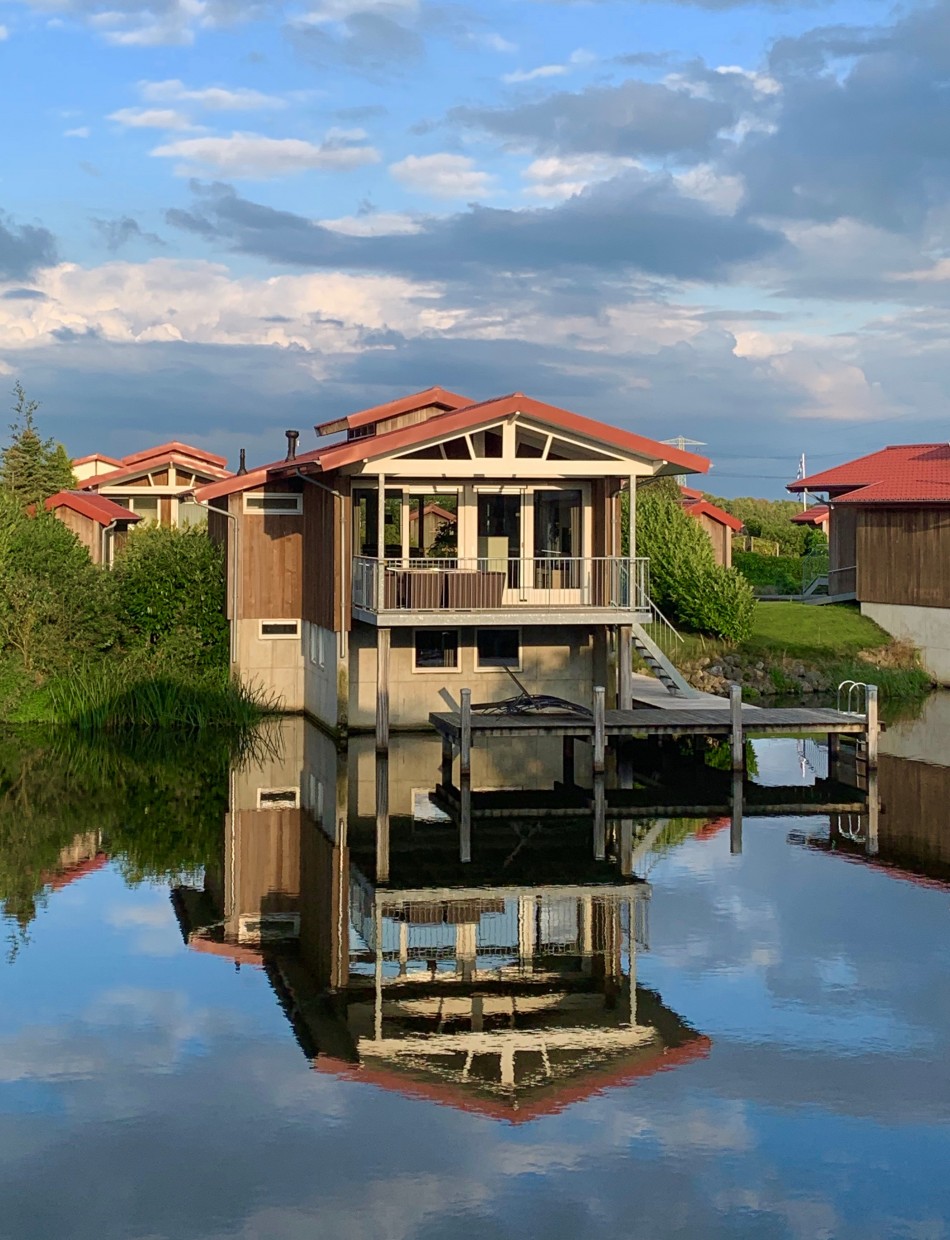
[836,680,869,715]
[644,594,684,647]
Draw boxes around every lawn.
[742,602,891,657]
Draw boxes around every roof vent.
[285,429,299,461]
[237,448,247,476]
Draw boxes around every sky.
[1,0,949,495]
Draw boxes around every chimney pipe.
[237,448,247,476]
[285,429,299,461]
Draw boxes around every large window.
[476,628,521,669]
[353,489,402,558]
[408,493,457,559]
[414,628,459,670]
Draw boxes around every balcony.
[352,555,652,625]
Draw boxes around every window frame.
[243,492,303,516]
[412,626,462,673]
[475,626,522,672]
[259,619,301,639]
[256,787,300,809]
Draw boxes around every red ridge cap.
[316,386,473,436]
[45,490,143,526]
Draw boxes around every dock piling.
[460,688,472,778]
[593,686,606,775]
[730,770,743,855]
[865,684,879,770]
[730,684,744,771]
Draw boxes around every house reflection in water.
[790,694,950,890]
[172,718,711,1121]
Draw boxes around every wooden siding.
[873,754,950,882]
[591,478,621,558]
[236,483,304,620]
[302,476,350,632]
[856,507,950,607]
[372,404,445,438]
[298,817,349,991]
[52,507,100,563]
[692,512,731,567]
[830,503,857,596]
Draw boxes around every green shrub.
[734,551,803,595]
[629,479,757,642]
[113,525,229,671]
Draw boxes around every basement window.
[244,493,302,515]
[414,628,459,670]
[256,787,300,809]
[260,620,300,639]
[477,628,521,669]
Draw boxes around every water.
[2,704,950,1240]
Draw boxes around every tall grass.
[46,661,276,732]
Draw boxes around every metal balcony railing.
[352,555,650,614]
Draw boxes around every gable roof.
[197,390,710,504]
[45,490,143,526]
[316,386,473,437]
[679,487,743,531]
[72,453,122,469]
[81,448,233,490]
[790,504,830,525]
[121,441,228,469]
[789,444,950,504]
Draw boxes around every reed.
[46,662,277,732]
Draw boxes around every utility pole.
[798,453,808,511]
[662,436,706,487]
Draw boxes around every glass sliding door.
[477,493,521,587]
[353,489,402,559]
[533,489,582,588]
[408,493,457,561]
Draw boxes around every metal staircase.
[631,621,698,698]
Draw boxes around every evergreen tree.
[0,383,75,508]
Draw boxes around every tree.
[0,382,75,508]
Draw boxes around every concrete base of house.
[861,601,950,685]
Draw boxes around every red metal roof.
[315,386,473,436]
[790,504,830,525]
[72,452,122,468]
[789,444,950,503]
[42,852,109,892]
[45,490,143,526]
[81,450,232,490]
[121,441,228,468]
[679,488,743,531]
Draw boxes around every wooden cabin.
[679,486,743,567]
[45,490,141,566]
[196,386,710,731]
[790,504,830,538]
[74,441,232,527]
[791,445,950,682]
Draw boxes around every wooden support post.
[617,741,634,790]
[398,919,408,976]
[460,688,472,778]
[619,624,633,711]
[562,736,575,787]
[375,626,390,754]
[730,769,743,855]
[620,819,633,876]
[459,774,472,864]
[375,754,390,883]
[593,772,606,861]
[730,683,744,771]
[593,686,606,775]
[866,770,879,856]
[866,684,879,770]
[441,734,453,790]
[627,899,637,1027]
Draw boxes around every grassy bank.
[0,655,274,730]
[674,602,932,702]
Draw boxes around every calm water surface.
[2,701,950,1240]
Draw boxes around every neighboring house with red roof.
[195,386,709,728]
[791,504,830,536]
[73,442,232,528]
[45,490,141,566]
[679,486,743,567]
[790,444,950,680]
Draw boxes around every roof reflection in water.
[172,719,716,1122]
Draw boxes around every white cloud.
[390,153,494,200]
[522,154,638,201]
[151,132,380,178]
[64,126,90,138]
[298,0,418,23]
[0,23,9,39]
[482,31,516,53]
[321,211,422,236]
[0,259,446,355]
[674,164,746,214]
[503,48,595,85]
[109,107,196,130]
[716,65,781,97]
[139,78,285,111]
[92,0,207,47]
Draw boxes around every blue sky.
[1,0,948,494]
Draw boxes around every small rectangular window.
[414,628,459,670]
[260,620,300,638]
[309,625,326,668]
[477,628,520,669]
[257,787,300,809]
[244,493,302,515]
